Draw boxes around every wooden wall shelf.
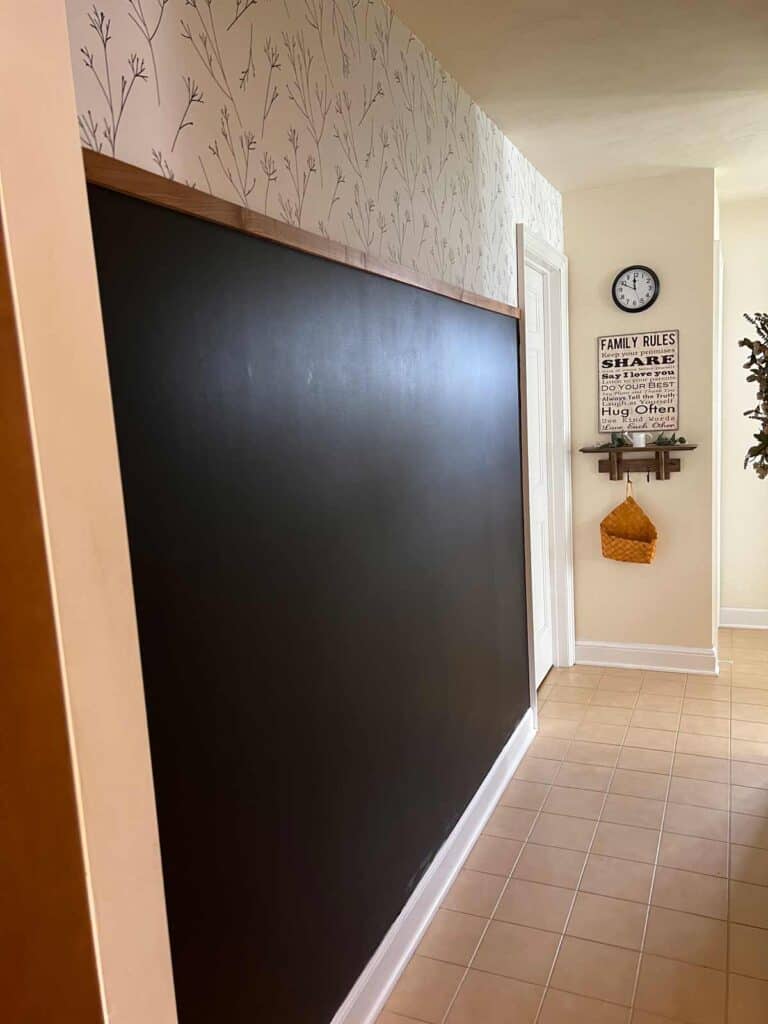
[579,444,698,481]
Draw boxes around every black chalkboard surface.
[88,184,530,1024]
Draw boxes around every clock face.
[612,265,659,313]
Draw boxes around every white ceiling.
[388,0,768,199]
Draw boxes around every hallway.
[379,630,768,1024]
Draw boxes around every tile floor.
[378,629,768,1024]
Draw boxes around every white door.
[525,265,554,687]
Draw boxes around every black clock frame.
[611,264,660,313]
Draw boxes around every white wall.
[720,199,768,623]
[565,170,718,666]
[64,0,562,306]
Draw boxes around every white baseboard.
[720,608,768,630]
[330,707,535,1024]
[576,640,718,676]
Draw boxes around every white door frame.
[516,225,576,715]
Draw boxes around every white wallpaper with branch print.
[66,0,562,306]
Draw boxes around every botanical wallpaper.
[65,0,562,306]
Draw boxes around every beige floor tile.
[441,870,505,917]
[598,677,643,694]
[494,878,574,932]
[629,1012,681,1024]
[417,910,486,967]
[538,988,630,1024]
[584,706,633,726]
[730,844,768,886]
[529,736,572,760]
[641,679,686,697]
[566,891,646,950]
[732,703,768,724]
[667,777,730,811]
[554,762,613,791]
[466,835,523,876]
[574,722,628,745]
[513,843,586,889]
[579,853,654,903]
[528,812,596,853]
[733,720,768,743]
[732,786,768,818]
[651,866,728,919]
[683,698,730,719]
[610,769,669,801]
[385,955,464,1023]
[444,968,543,1024]
[539,719,581,739]
[602,793,665,829]
[732,687,768,708]
[731,812,768,850]
[727,973,768,1024]
[618,747,674,775]
[729,922,768,981]
[592,822,661,864]
[376,1011,422,1023]
[681,715,731,738]
[664,802,729,842]
[485,805,537,841]
[630,710,680,731]
[673,753,731,784]
[550,936,639,1006]
[541,703,589,723]
[543,786,605,821]
[732,739,768,765]
[732,762,768,790]
[730,880,768,929]
[685,681,731,702]
[644,906,726,970]
[565,741,621,768]
[675,733,731,759]
[549,685,594,704]
[499,778,550,811]
[636,693,683,713]
[634,954,726,1024]
[515,755,562,784]
[624,727,677,752]
[658,832,728,877]
[472,920,559,984]
[591,690,638,709]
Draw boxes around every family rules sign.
[598,330,679,432]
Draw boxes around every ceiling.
[388,0,768,199]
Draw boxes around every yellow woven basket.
[600,481,658,564]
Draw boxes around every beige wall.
[720,199,768,615]
[565,170,718,652]
[0,2,177,1021]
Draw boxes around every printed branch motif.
[373,7,393,95]
[327,165,345,221]
[358,44,383,125]
[283,31,332,183]
[78,109,102,151]
[127,0,169,104]
[209,105,258,206]
[279,126,316,226]
[181,0,241,125]
[393,50,416,133]
[260,37,280,133]
[387,190,411,263]
[81,6,147,156]
[390,119,418,212]
[240,24,256,90]
[172,76,204,151]
[347,182,375,251]
[152,148,175,179]
[228,0,258,31]
[304,0,332,83]
[376,125,389,198]
[333,90,363,179]
[261,151,278,214]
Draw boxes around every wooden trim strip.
[82,149,520,320]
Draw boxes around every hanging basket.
[600,481,658,564]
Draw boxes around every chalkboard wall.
[88,184,530,1024]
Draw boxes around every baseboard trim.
[576,640,718,676]
[720,608,768,630]
[330,707,535,1024]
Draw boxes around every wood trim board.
[82,149,521,321]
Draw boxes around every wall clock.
[612,265,660,313]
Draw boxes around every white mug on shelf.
[630,432,648,448]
